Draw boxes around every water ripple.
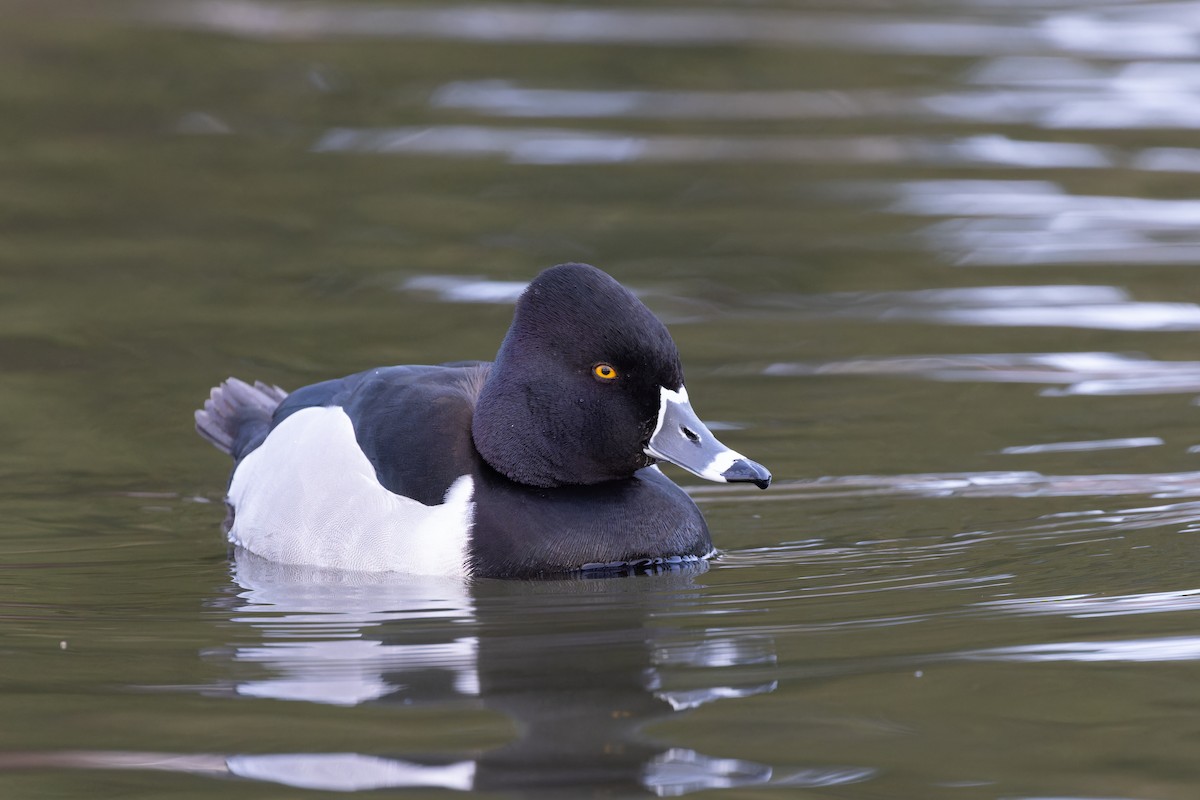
[1000,499,1200,537]
[763,352,1200,395]
[883,180,1200,266]
[402,272,1200,334]
[963,635,1200,662]
[177,553,872,794]
[313,126,1110,169]
[999,437,1163,455]
[690,471,1200,502]
[153,1,1200,60]
[753,284,1200,331]
[942,58,1200,129]
[0,748,872,794]
[434,71,1200,130]
[402,275,528,304]
[979,588,1200,619]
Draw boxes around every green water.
[4,1,1200,797]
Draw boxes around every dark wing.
[269,363,491,505]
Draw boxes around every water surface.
[3,1,1200,797]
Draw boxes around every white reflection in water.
[403,273,1200,335]
[752,285,1200,332]
[1040,5,1200,59]
[892,180,1200,224]
[689,471,1200,502]
[143,2,1034,53]
[432,80,890,120]
[764,352,1200,396]
[1000,437,1163,455]
[402,275,528,304]
[434,68,1200,131]
[646,750,873,796]
[652,635,777,668]
[655,683,778,713]
[1000,499,1200,536]
[927,57,1200,129]
[314,126,1108,168]
[182,552,865,794]
[887,299,1200,330]
[226,754,477,792]
[1135,147,1200,173]
[225,747,870,796]
[885,180,1200,267]
[649,635,779,710]
[965,636,1200,662]
[980,588,1200,619]
[153,1,1200,60]
[225,556,480,706]
[150,1,1022,50]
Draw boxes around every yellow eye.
[593,363,618,380]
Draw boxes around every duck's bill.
[644,386,771,490]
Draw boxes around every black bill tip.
[721,458,772,490]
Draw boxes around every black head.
[472,263,683,488]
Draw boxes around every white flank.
[227,406,474,576]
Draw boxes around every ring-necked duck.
[196,263,770,578]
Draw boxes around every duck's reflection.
[3,553,871,793]
[222,555,482,708]
[211,551,812,795]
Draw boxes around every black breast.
[467,466,712,579]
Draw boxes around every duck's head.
[472,263,771,491]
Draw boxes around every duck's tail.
[195,378,288,459]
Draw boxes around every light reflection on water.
[401,275,1200,332]
[980,588,1200,619]
[433,64,1200,131]
[195,487,1200,790]
[49,458,1200,793]
[764,352,1200,396]
[191,553,864,794]
[940,58,1200,129]
[708,479,1200,674]
[747,285,1200,331]
[148,1,1048,52]
[963,636,1200,663]
[220,559,482,707]
[998,438,1164,455]
[313,126,1112,169]
[691,471,1200,502]
[881,180,1200,267]
[402,274,528,304]
[154,0,1200,60]
[431,80,903,120]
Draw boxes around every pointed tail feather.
[195,378,288,459]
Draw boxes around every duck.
[195,262,770,579]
